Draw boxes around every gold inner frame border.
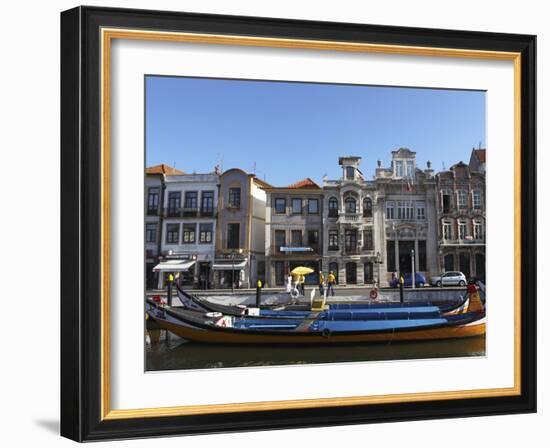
[100,27,522,421]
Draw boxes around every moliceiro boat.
[145,285,485,345]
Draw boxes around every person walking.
[298,274,306,296]
[327,271,336,297]
[318,271,325,296]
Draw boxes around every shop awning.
[211,261,247,271]
[280,246,313,252]
[153,260,195,272]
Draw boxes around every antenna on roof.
[442,161,446,171]
[252,161,256,175]
[478,141,482,149]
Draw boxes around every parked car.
[430,271,467,287]
[389,272,427,288]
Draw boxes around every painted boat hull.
[146,305,486,345]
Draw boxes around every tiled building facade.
[212,169,268,289]
[145,147,485,289]
[436,153,486,280]
[264,178,324,287]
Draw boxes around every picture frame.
[60,5,536,441]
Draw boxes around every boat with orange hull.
[145,286,485,345]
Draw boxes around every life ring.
[321,328,332,338]
[290,288,300,299]
[369,289,378,299]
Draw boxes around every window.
[363,229,373,250]
[386,201,395,219]
[328,197,339,217]
[418,240,427,271]
[291,230,302,247]
[308,230,319,251]
[416,201,426,220]
[444,254,454,272]
[165,223,179,244]
[406,160,414,179]
[442,191,452,213]
[458,221,467,240]
[228,188,241,208]
[364,262,374,282]
[201,191,214,215]
[387,240,396,272]
[345,166,355,180]
[344,229,357,253]
[199,223,212,243]
[274,261,285,286]
[443,221,452,240]
[307,198,319,214]
[147,187,159,215]
[472,190,482,210]
[457,190,468,209]
[274,230,286,252]
[395,160,403,177]
[167,191,181,216]
[397,200,414,220]
[344,196,356,213]
[184,191,198,210]
[292,198,302,214]
[182,223,196,243]
[328,230,339,250]
[145,223,157,243]
[227,223,240,249]
[363,197,372,217]
[274,198,286,214]
[473,221,483,240]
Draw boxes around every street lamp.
[376,251,381,289]
[411,249,416,289]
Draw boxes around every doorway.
[398,240,415,274]
[345,262,357,284]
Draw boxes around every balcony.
[328,209,339,218]
[343,246,360,255]
[164,207,215,218]
[146,207,159,216]
[338,213,360,223]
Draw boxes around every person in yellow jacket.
[318,272,325,295]
[327,271,336,297]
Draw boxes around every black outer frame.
[60,6,536,442]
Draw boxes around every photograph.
[144,76,487,371]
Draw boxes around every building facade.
[264,178,324,287]
[374,148,439,285]
[436,157,486,280]
[213,169,268,288]
[144,164,184,289]
[322,157,382,286]
[158,172,219,289]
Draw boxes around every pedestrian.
[286,274,292,293]
[318,271,325,295]
[327,271,336,296]
[299,274,305,296]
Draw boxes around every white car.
[430,271,467,287]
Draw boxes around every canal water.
[145,330,485,371]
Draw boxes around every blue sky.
[146,76,485,186]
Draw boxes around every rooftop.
[145,164,185,175]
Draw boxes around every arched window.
[345,196,356,214]
[363,197,372,217]
[328,197,339,217]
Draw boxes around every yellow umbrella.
[290,266,314,276]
